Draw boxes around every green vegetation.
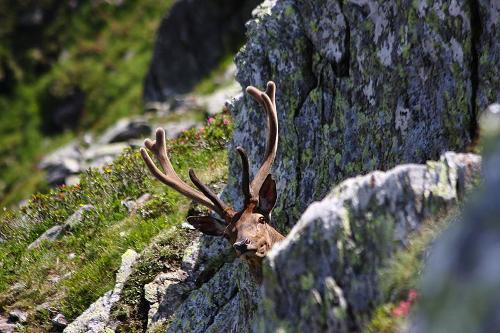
[364,209,460,333]
[0,114,233,332]
[0,1,172,207]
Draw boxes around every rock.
[146,235,240,331]
[143,0,261,102]
[8,309,28,323]
[28,205,95,250]
[165,262,259,333]
[38,141,82,185]
[121,193,152,213]
[410,104,500,333]
[52,313,68,329]
[97,118,151,144]
[27,225,64,250]
[0,315,16,333]
[63,204,96,230]
[225,0,498,229]
[82,143,129,169]
[257,152,481,332]
[64,249,138,333]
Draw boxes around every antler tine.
[236,146,252,204]
[245,81,278,198]
[188,169,230,215]
[140,128,226,216]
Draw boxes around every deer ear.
[187,216,225,236]
[258,174,277,215]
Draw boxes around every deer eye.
[258,217,266,224]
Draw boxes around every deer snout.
[233,240,248,254]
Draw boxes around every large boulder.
[226,0,498,229]
[256,151,481,331]
[143,0,261,102]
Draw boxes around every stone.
[63,249,138,333]
[143,0,261,102]
[8,309,28,323]
[121,193,151,213]
[257,152,481,332]
[97,118,151,144]
[38,141,82,185]
[82,143,129,168]
[52,313,68,329]
[27,225,64,250]
[63,204,96,230]
[0,315,16,333]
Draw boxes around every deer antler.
[140,128,230,218]
[239,81,278,203]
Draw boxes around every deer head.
[140,81,285,282]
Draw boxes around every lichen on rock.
[226,0,497,231]
[257,151,481,332]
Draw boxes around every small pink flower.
[223,118,230,125]
[392,300,411,317]
[408,289,418,302]
[208,117,215,124]
[199,127,205,132]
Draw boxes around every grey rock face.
[146,233,257,333]
[143,0,261,102]
[258,152,481,332]
[410,105,500,333]
[64,249,138,333]
[226,0,498,229]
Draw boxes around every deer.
[140,81,285,282]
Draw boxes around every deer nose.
[233,240,248,254]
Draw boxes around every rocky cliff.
[226,0,498,228]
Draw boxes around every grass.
[0,114,232,332]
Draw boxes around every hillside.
[0,1,171,206]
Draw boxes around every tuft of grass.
[0,113,232,332]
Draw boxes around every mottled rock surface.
[258,152,481,332]
[411,104,500,333]
[64,249,138,333]
[143,0,261,101]
[226,0,498,229]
